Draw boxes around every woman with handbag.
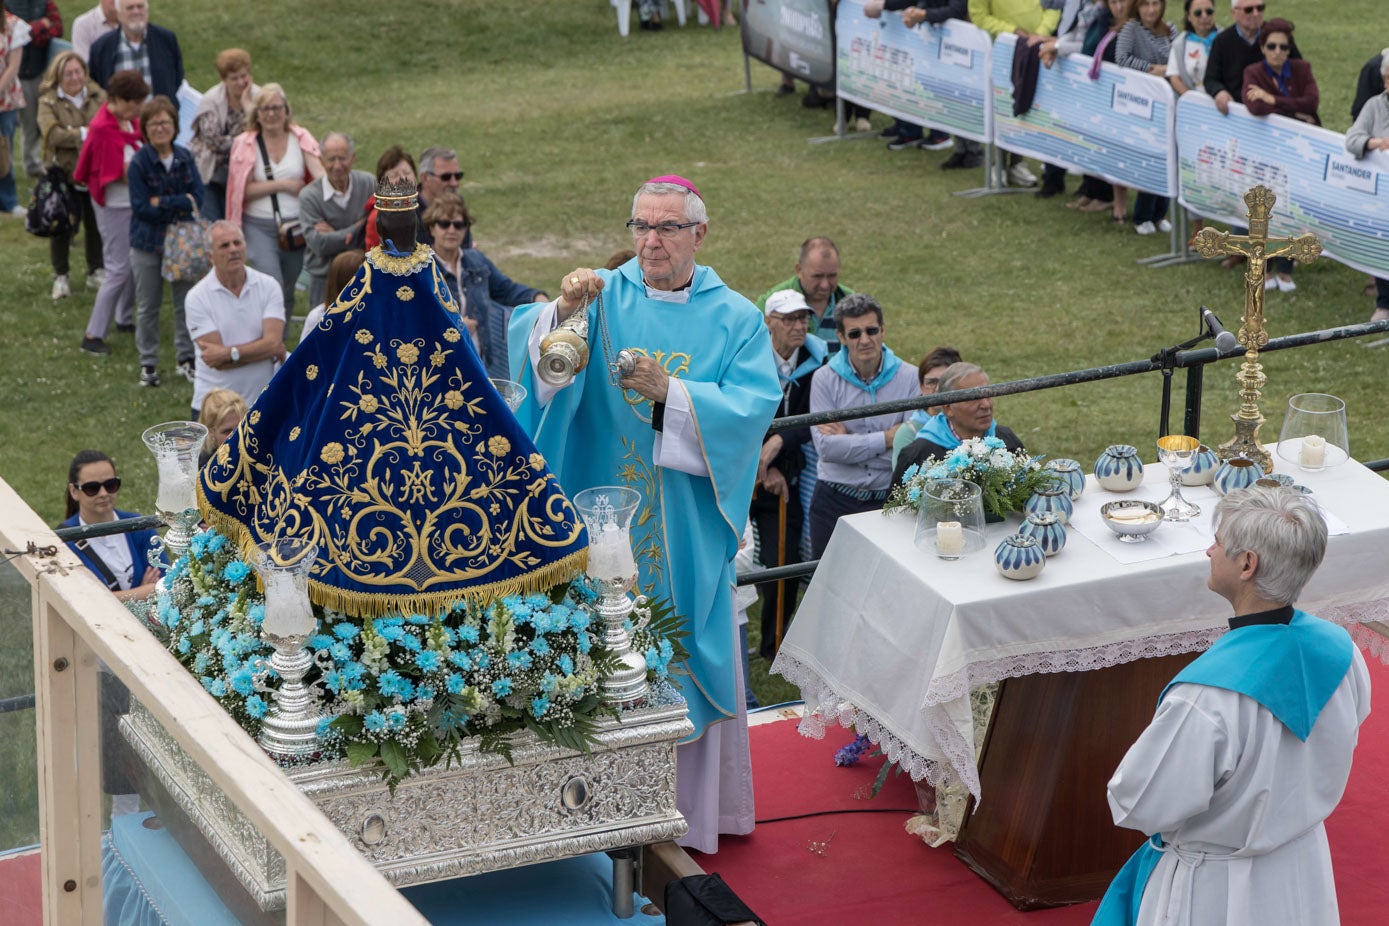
[225,83,322,313]
[73,68,147,357]
[128,94,205,388]
[37,50,105,300]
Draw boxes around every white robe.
[1106,648,1371,926]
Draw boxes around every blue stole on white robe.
[506,258,781,740]
[1092,610,1354,925]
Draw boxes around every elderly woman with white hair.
[1345,48,1389,323]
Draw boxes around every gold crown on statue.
[375,179,418,212]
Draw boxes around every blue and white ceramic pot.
[1212,457,1265,496]
[1094,444,1145,492]
[1024,482,1074,525]
[1045,459,1086,500]
[1180,444,1220,486]
[995,533,1046,581]
[1019,512,1066,557]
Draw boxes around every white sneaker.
[7,205,26,217]
[1157,219,1173,233]
[854,117,872,133]
[1134,221,1157,236]
[87,269,106,290]
[1007,163,1037,187]
[51,275,71,300]
[1276,275,1296,293]
[1264,276,1278,291]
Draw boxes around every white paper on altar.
[773,457,1389,803]
[1068,459,1350,565]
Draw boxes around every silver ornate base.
[120,685,691,911]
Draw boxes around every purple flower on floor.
[834,734,872,767]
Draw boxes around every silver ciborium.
[573,486,648,707]
[251,537,322,759]
[141,420,208,566]
[1156,434,1202,522]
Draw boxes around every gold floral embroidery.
[356,329,374,344]
[217,443,230,464]
[372,350,388,369]
[443,328,461,343]
[444,390,464,409]
[488,436,511,457]
[289,427,301,441]
[365,242,431,277]
[396,343,420,365]
[249,411,261,425]
[321,442,345,465]
[396,286,415,302]
[430,348,446,368]
[529,452,545,469]
[306,364,319,381]
[359,394,379,414]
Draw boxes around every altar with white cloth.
[771,454,1389,907]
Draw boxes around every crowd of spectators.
[7,1,546,433]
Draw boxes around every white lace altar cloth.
[771,459,1389,804]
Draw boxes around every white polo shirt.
[185,266,286,413]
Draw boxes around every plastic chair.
[612,0,687,37]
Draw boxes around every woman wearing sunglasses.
[60,450,161,602]
[422,191,546,379]
[1242,17,1318,292]
[1167,0,1219,96]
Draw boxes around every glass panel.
[0,554,38,853]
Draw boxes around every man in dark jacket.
[752,290,828,659]
[88,0,183,110]
[12,0,61,178]
[1203,0,1300,114]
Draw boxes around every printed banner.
[989,34,1177,196]
[741,0,837,88]
[1176,93,1389,277]
[833,2,991,144]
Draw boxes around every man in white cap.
[751,289,827,660]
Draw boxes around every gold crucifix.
[1191,185,1322,471]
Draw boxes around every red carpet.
[705,652,1389,925]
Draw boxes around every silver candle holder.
[141,420,208,567]
[573,486,648,707]
[251,537,322,759]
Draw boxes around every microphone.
[1201,307,1239,353]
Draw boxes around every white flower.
[989,451,1012,470]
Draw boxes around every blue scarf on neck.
[783,335,829,386]
[914,407,998,449]
[827,344,902,399]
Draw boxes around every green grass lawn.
[1,0,1385,850]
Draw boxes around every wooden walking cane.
[774,489,788,653]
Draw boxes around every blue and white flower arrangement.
[152,528,688,787]
[885,436,1051,520]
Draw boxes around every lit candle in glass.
[1300,434,1326,469]
[936,521,964,556]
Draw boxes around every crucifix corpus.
[1191,185,1323,471]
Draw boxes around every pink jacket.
[224,124,320,227]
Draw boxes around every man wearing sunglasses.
[1204,0,1299,114]
[417,145,465,246]
[805,293,919,560]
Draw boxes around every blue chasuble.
[507,258,781,740]
[1092,610,1354,925]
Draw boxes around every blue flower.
[506,650,533,670]
[342,661,367,682]
[568,610,590,632]
[457,625,480,644]
[406,614,431,625]
[448,650,473,671]
[558,654,574,675]
[332,623,359,641]
[231,667,255,696]
[525,593,551,610]
[398,632,422,652]
[659,639,673,660]
[541,673,558,693]
[329,641,352,662]
[415,685,435,702]
[315,716,335,737]
[222,560,251,584]
[248,603,265,625]
[206,532,228,554]
[576,633,592,654]
[903,463,920,481]
[907,486,922,504]
[530,636,550,656]
[244,695,268,718]
[193,652,210,674]
[377,669,410,698]
[386,711,406,730]
[364,711,388,732]
[530,696,550,719]
[324,669,347,693]
[492,677,513,697]
[177,636,191,654]
[202,677,227,698]
[446,673,466,694]
[983,436,1005,450]
[472,650,491,670]
[415,650,441,672]
[309,633,335,651]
